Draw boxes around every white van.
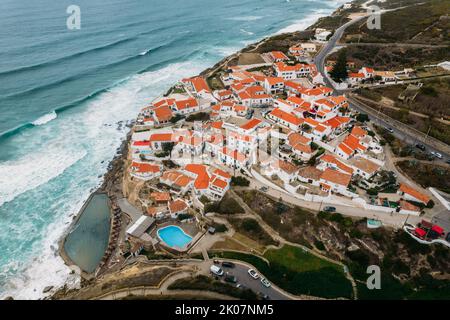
[210,265,224,276]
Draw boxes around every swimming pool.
[157,225,192,249]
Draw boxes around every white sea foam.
[240,28,255,36]
[227,16,263,21]
[276,9,330,34]
[31,111,57,126]
[0,60,208,300]
[0,148,87,207]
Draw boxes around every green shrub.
[231,176,250,186]
[314,240,326,251]
[177,213,193,221]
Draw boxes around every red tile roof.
[399,183,430,204]
[269,108,303,126]
[320,168,352,187]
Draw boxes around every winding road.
[313,10,450,162]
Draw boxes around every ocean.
[0,0,346,299]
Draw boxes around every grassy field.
[234,190,450,300]
[210,245,353,299]
[228,217,279,247]
[344,0,450,44]
[397,160,450,193]
[329,45,450,71]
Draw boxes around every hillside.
[344,0,450,45]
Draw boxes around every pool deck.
[151,221,204,254]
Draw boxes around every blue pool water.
[158,226,193,249]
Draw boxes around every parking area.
[209,260,291,300]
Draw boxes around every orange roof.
[175,98,198,110]
[304,117,319,127]
[320,168,352,187]
[399,184,430,204]
[169,199,188,214]
[319,154,353,174]
[211,176,228,189]
[269,108,303,126]
[233,104,247,112]
[218,89,232,97]
[343,134,366,152]
[351,126,367,138]
[153,105,173,122]
[338,142,354,156]
[270,51,289,60]
[288,132,311,146]
[325,116,350,129]
[210,121,223,130]
[287,96,310,108]
[399,200,421,212]
[221,147,247,162]
[329,95,347,105]
[298,166,322,180]
[284,81,304,91]
[265,77,284,85]
[161,170,194,188]
[349,72,365,78]
[149,133,173,142]
[292,142,312,154]
[349,157,380,174]
[185,164,210,190]
[131,162,161,173]
[240,118,262,131]
[315,124,328,133]
[179,135,202,146]
[175,175,193,188]
[363,67,374,73]
[150,192,171,202]
[274,160,298,174]
[184,76,210,93]
[213,168,231,179]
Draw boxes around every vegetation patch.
[397,160,450,193]
[210,245,353,299]
[228,217,278,247]
[205,193,245,215]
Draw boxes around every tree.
[162,142,175,158]
[329,49,348,83]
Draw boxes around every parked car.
[387,127,394,133]
[210,265,224,276]
[260,278,271,288]
[323,206,336,212]
[446,159,450,165]
[259,186,268,192]
[431,152,443,159]
[224,273,237,283]
[248,268,259,280]
[222,261,235,268]
[415,144,426,151]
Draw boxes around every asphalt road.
[209,261,292,300]
[313,13,450,164]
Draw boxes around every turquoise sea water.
[158,225,193,249]
[63,193,111,273]
[0,0,346,299]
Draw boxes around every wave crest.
[31,111,57,126]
